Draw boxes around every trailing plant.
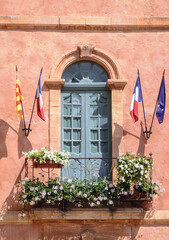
[23,147,70,167]
[16,177,117,217]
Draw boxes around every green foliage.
[23,147,70,166]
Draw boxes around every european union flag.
[156,75,166,124]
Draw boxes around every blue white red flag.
[156,75,166,124]
[130,75,143,122]
[36,70,45,121]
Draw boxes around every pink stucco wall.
[1,0,169,17]
[0,0,169,221]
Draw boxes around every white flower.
[60,185,63,190]
[77,191,82,196]
[30,201,35,205]
[35,197,39,201]
[71,185,75,189]
[30,187,34,191]
[24,177,29,181]
[109,183,113,188]
[109,200,114,205]
[96,201,100,205]
[104,187,108,190]
[103,196,107,200]
[22,195,27,199]
[94,197,97,201]
[53,186,58,190]
[111,189,115,193]
[83,194,87,198]
[68,179,72,183]
[90,202,95,207]
[47,200,51,204]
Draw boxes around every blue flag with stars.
[156,75,166,124]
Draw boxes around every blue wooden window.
[61,61,111,179]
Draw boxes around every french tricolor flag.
[36,70,45,121]
[130,75,143,122]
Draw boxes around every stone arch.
[45,43,127,163]
[49,43,123,80]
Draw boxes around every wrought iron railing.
[25,157,116,182]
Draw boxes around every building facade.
[1,1,169,239]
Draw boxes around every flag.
[16,67,23,120]
[130,75,143,122]
[36,69,45,121]
[156,75,166,124]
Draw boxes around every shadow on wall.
[0,119,32,211]
[123,121,147,156]
[0,119,32,159]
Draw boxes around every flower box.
[32,160,63,168]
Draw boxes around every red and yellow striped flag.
[16,66,23,120]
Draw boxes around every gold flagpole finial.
[16,65,18,72]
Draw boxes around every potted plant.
[116,152,162,200]
[23,147,70,168]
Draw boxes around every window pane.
[63,117,71,128]
[100,142,108,153]
[73,93,81,104]
[73,117,81,128]
[91,142,99,153]
[73,130,81,140]
[99,105,108,116]
[64,105,72,115]
[90,106,98,116]
[91,130,98,140]
[73,142,81,154]
[100,130,108,140]
[73,106,81,116]
[100,117,108,128]
[64,130,71,140]
[63,142,71,152]
[90,118,98,128]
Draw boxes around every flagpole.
[138,69,149,139]
[26,67,43,136]
[16,66,27,135]
[148,69,165,138]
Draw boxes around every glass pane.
[90,118,98,128]
[64,130,71,140]
[63,141,71,152]
[91,130,98,140]
[64,105,72,115]
[68,63,79,74]
[63,117,71,128]
[99,95,107,103]
[100,130,108,140]
[92,64,103,76]
[100,117,108,128]
[73,117,81,128]
[82,71,89,78]
[73,130,81,140]
[91,142,99,153]
[75,72,83,81]
[80,62,91,71]
[90,93,98,104]
[89,71,96,82]
[73,93,81,104]
[99,105,108,116]
[63,95,71,103]
[90,106,98,115]
[100,142,108,153]
[63,73,72,83]
[73,142,81,154]
[73,106,81,116]
[100,73,108,82]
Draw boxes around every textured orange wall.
[0,1,169,215]
[1,0,169,17]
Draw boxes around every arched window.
[61,60,111,179]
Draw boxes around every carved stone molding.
[80,231,95,240]
[45,78,65,89]
[77,43,95,58]
[107,79,127,90]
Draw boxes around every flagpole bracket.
[143,130,152,139]
[22,128,32,136]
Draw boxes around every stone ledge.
[1,209,169,224]
[1,16,169,31]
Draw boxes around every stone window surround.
[45,43,127,162]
